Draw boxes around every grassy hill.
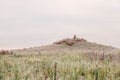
[13,36,119,54]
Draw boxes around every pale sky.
[0,0,120,49]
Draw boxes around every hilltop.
[13,35,120,54]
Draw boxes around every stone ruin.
[54,35,87,46]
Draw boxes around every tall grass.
[0,53,120,80]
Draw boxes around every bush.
[0,50,13,55]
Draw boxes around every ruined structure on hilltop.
[54,35,87,46]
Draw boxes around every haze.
[0,0,120,49]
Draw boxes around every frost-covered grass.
[0,53,120,80]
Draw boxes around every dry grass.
[0,52,120,80]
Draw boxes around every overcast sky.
[0,0,120,49]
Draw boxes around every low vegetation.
[0,52,120,80]
[0,50,13,55]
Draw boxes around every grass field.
[0,53,120,80]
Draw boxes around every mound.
[13,35,120,54]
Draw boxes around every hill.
[13,35,120,54]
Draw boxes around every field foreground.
[0,53,120,80]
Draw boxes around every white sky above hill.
[0,0,120,49]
